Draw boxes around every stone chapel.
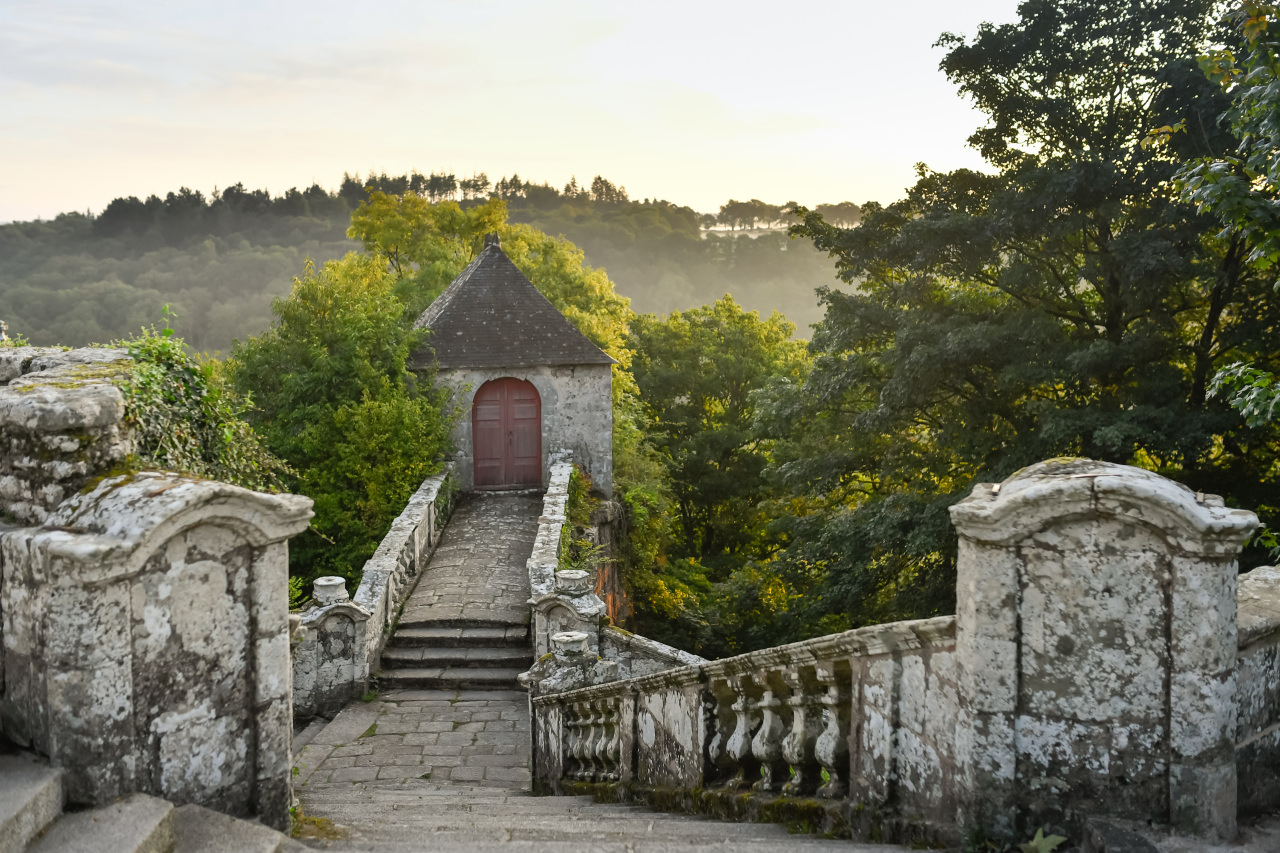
[409,233,615,495]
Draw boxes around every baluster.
[750,672,791,792]
[602,700,622,781]
[580,701,602,781]
[706,679,737,786]
[782,667,823,795]
[562,704,580,781]
[723,675,762,789]
[814,663,851,798]
[571,701,593,780]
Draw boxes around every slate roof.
[409,236,617,371]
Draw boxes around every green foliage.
[1177,2,1280,269]
[119,308,288,492]
[629,296,805,574]
[288,575,308,610]
[767,0,1280,633]
[1018,828,1068,853]
[228,254,453,584]
[1210,361,1280,425]
[622,296,811,655]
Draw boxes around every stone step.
[172,803,306,853]
[381,646,533,670]
[377,666,528,690]
[389,625,529,648]
[395,616,528,631]
[27,792,174,853]
[0,753,63,853]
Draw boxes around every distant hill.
[0,172,857,350]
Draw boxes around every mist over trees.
[0,172,855,351]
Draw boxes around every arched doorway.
[472,378,542,489]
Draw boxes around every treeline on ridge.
[0,171,858,351]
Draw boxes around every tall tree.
[770,0,1280,628]
[629,296,806,573]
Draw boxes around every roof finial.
[483,232,501,249]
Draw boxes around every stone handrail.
[1236,564,1280,816]
[292,464,457,718]
[527,452,574,599]
[532,615,957,831]
[532,460,1272,846]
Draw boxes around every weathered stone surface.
[0,348,135,524]
[950,458,1256,841]
[292,467,455,719]
[1,471,312,830]
[436,363,614,494]
[600,625,705,679]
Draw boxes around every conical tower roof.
[409,235,616,371]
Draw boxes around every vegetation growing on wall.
[121,314,289,493]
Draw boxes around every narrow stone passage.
[292,490,897,850]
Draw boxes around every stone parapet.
[0,347,135,524]
[0,471,313,830]
[532,615,959,844]
[1236,565,1280,816]
[532,458,1271,846]
[949,459,1256,841]
[291,465,457,719]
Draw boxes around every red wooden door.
[472,378,542,489]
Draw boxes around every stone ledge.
[1239,565,1280,651]
[547,780,955,849]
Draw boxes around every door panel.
[472,378,542,489]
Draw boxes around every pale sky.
[0,0,1022,223]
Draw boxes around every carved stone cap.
[555,569,592,596]
[949,457,1257,553]
[313,576,349,605]
[34,472,315,582]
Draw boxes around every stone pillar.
[530,569,607,658]
[948,459,1256,841]
[0,472,312,830]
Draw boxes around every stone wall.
[0,347,134,524]
[434,363,613,495]
[1237,564,1280,815]
[0,347,315,831]
[532,616,958,842]
[0,472,312,830]
[292,466,457,719]
[531,459,1268,846]
[599,626,704,679]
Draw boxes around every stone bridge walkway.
[292,492,897,851]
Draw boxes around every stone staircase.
[0,752,303,853]
[378,621,533,692]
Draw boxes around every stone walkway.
[292,490,900,851]
[293,688,889,851]
[398,492,541,627]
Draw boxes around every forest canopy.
[0,173,854,351]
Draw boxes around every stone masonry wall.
[435,363,613,495]
[0,472,312,829]
[1237,564,1280,815]
[0,348,314,831]
[532,459,1266,846]
[0,347,134,524]
[292,466,457,719]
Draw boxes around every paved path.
[292,489,901,851]
[398,492,541,627]
[293,689,894,851]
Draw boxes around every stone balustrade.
[291,465,457,718]
[0,347,315,830]
[532,459,1270,846]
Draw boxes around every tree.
[629,296,806,572]
[770,0,1280,630]
[228,253,453,584]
